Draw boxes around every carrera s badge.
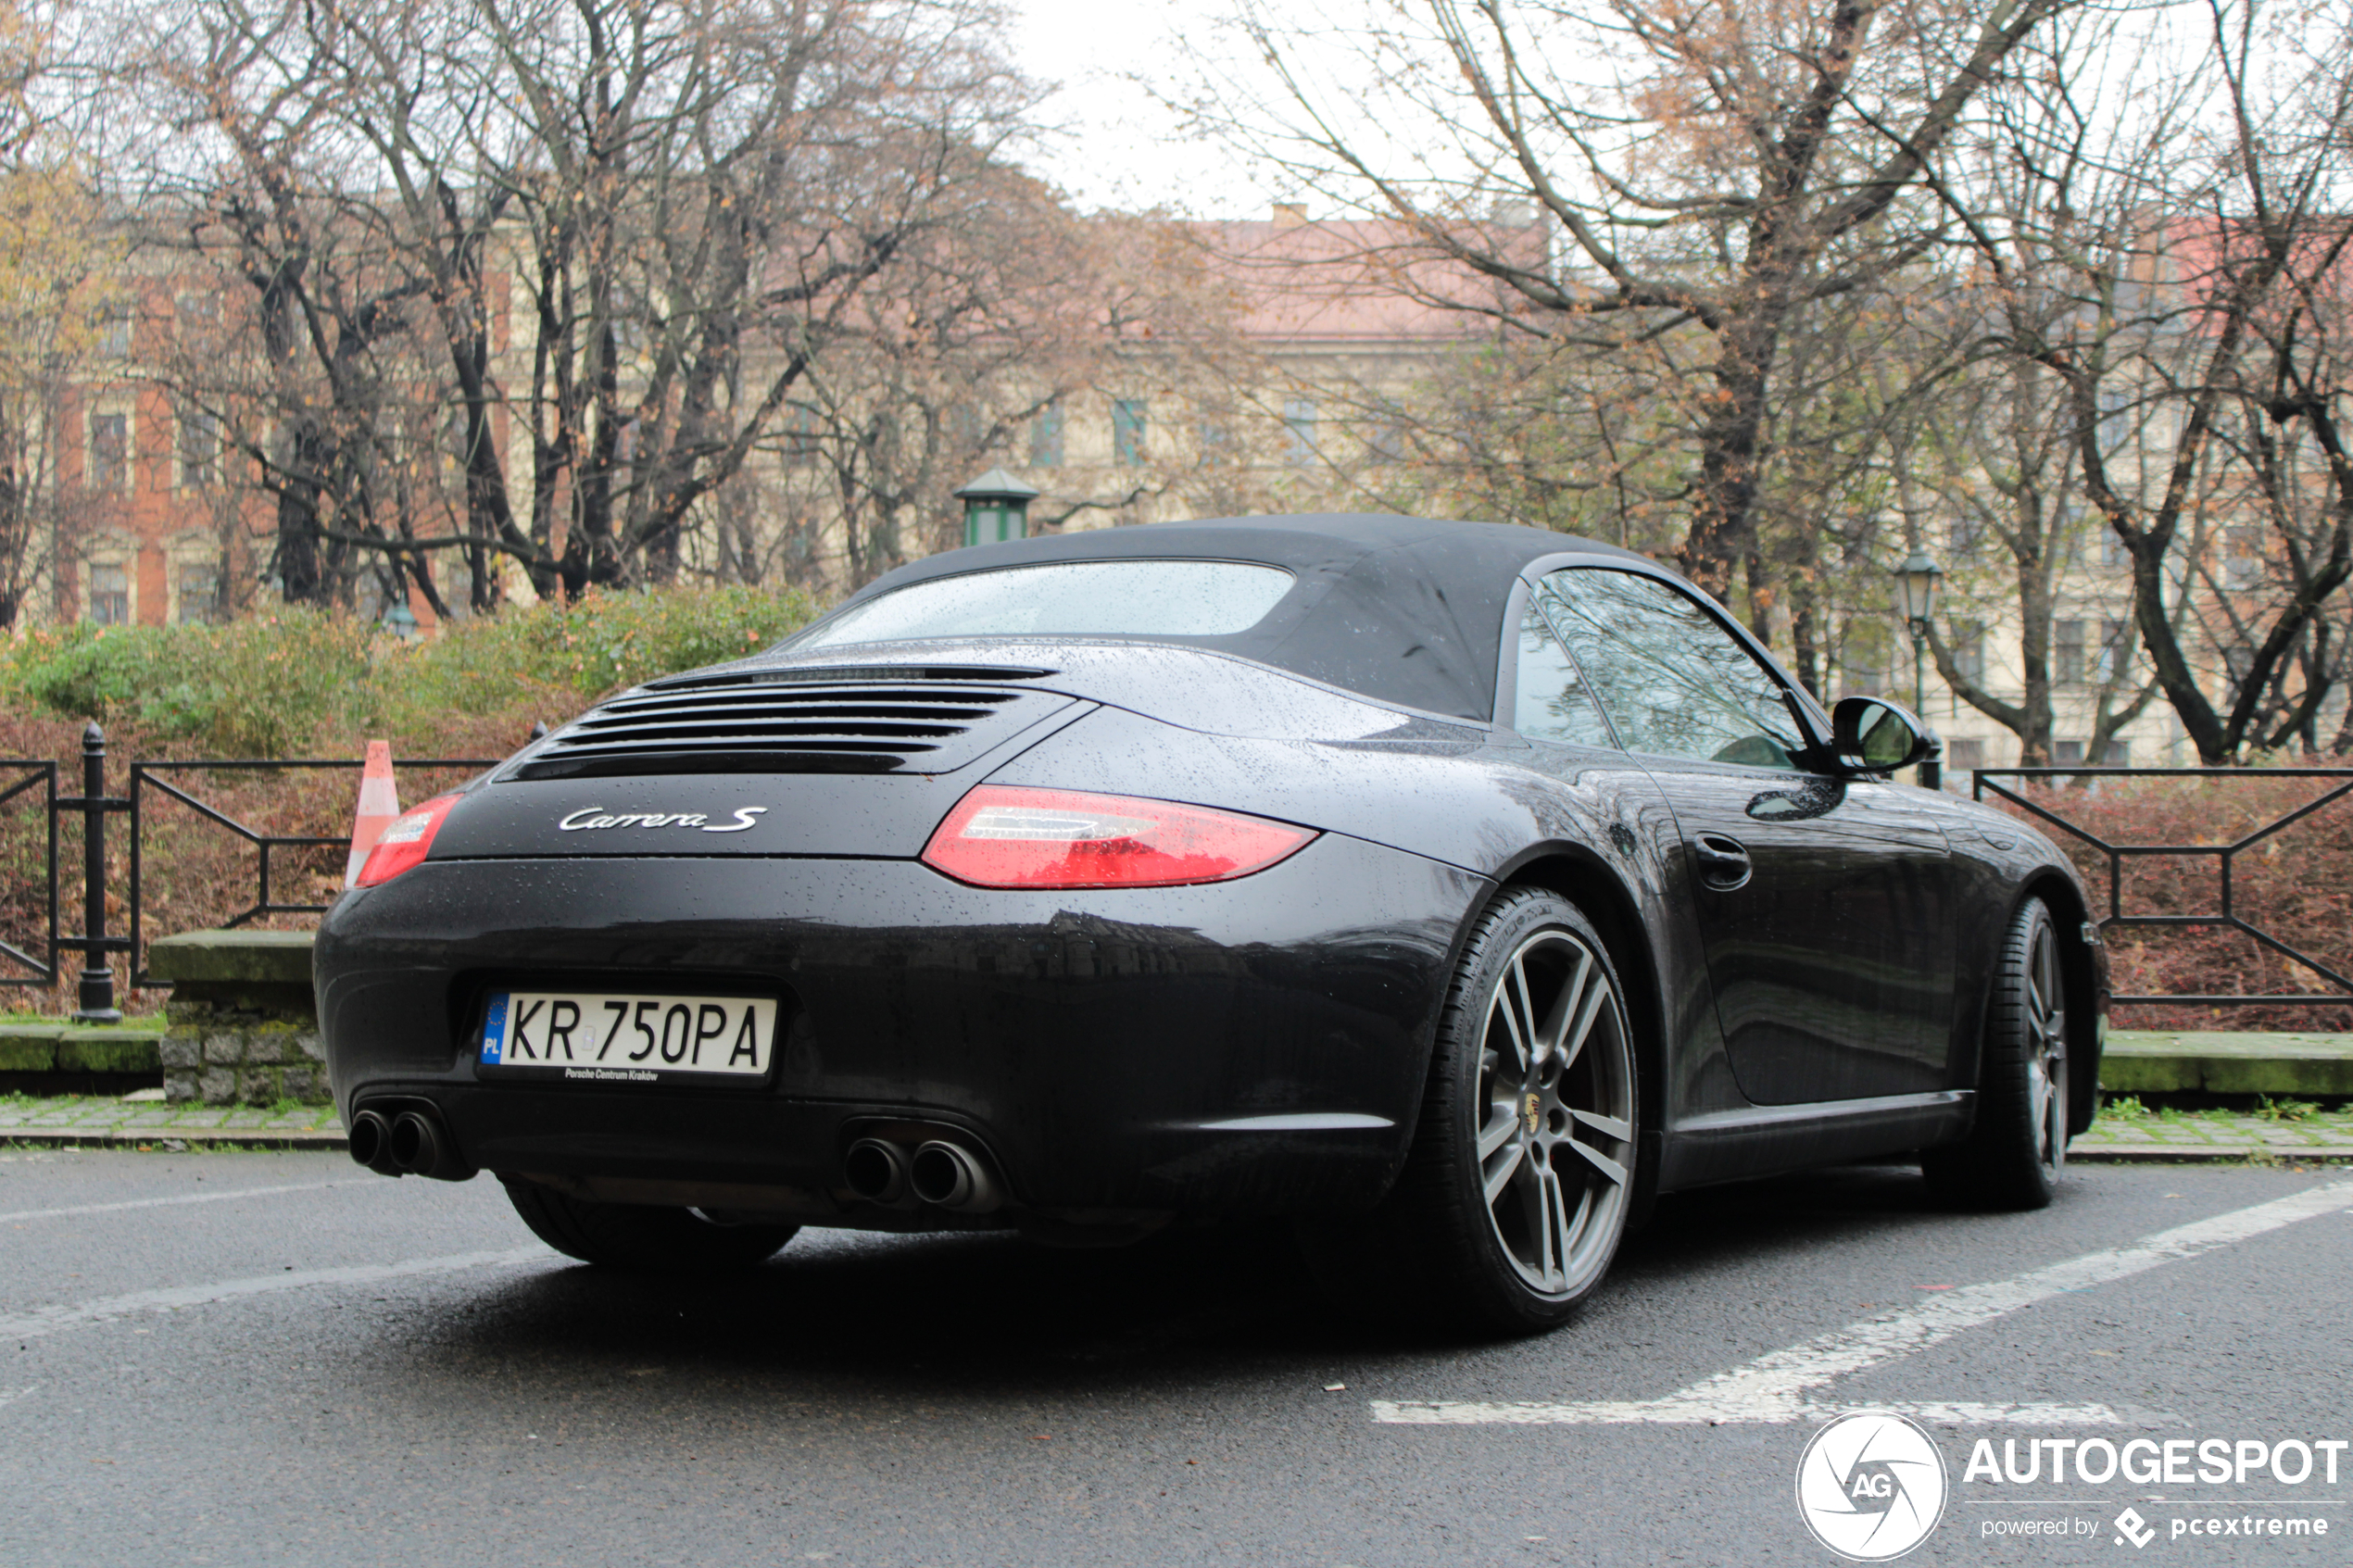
[558,807,768,834]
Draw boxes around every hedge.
[0,584,824,758]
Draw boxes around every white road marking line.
[0,1248,547,1343]
[1377,1179,2353,1427]
[0,1180,372,1225]
[0,1385,35,1412]
[1375,1399,2142,1427]
[1833,1402,2136,1426]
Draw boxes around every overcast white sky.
[1000,0,2252,221]
[1003,0,1275,217]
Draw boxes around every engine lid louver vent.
[507,682,1078,781]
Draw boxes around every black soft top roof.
[823,513,1648,721]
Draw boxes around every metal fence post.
[69,722,122,1023]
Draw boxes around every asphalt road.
[2,1149,2347,1567]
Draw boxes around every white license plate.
[478,991,778,1083]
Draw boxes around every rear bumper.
[315,834,1483,1216]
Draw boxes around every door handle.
[1692,833,1753,891]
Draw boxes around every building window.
[1948,512,1981,555]
[89,413,129,493]
[179,409,220,490]
[2051,739,2085,765]
[2096,618,2133,683]
[1028,403,1063,469]
[88,563,130,626]
[1365,415,1408,465]
[1112,399,1147,467]
[2224,526,2263,590]
[2102,739,2132,765]
[95,307,132,358]
[948,404,985,454]
[1950,622,1985,684]
[177,563,221,624]
[1197,420,1234,466]
[2053,618,2085,684]
[2222,644,2257,686]
[777,406,820,470]
[1841,620,1890,698]
[2096,385,2130,452]
[2101,524,2130,570]
[1282,397,1318,466]
[1944,737,1987,772]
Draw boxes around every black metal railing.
[1973,766,2353,1010]
[0,759,56,989]
[129,752,497,986]
[6,746,2350,1019]
[0,725,499,1019]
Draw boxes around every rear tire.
[501,1177,799,1271]
[1302,888,1641,1336]
[1923,896,2070,1210]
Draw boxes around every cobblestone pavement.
[2071,1097,2353,1159]
[6,1092,2352,1157]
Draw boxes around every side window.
[1536,570,1806,771]
[1512,600,1618,749]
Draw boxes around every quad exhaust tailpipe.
[842,1133,1003,1212]
[842,1137,911,1203]
[347,1110,403,1176]
[348,1106,475,1181]
[910,1139,1002,1213]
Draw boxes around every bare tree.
[1966,0,2353,761]
[0,1,120,626]
[110,0,1034,607]
[1181,0,2078,624]
[1903,350,2168,763]
[115,0,459,611]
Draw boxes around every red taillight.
[920,785,1317,890]
[355,795,461,887]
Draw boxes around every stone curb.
[2,1127,347,1151]
[2104,1030,2353,1098]
[2071,1142,2353,1162]
[0,1022,168,1077]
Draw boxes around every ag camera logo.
[1796,1411,1949,1561]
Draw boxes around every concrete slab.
[144,929,316,987]
[2102,1029,2353,1096]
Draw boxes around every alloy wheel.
[2023,914,2068,1177]
[1473,929,1635,1298]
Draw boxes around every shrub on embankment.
[0,584,823,759]
[0,587,823,1011]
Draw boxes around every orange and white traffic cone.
[345,740,401,888]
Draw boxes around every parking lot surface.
[2,1150,2347,1566]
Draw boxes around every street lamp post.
[953,468,1039,548]
[1894,548,1944,790]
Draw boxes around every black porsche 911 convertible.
[319,514,2104,1333]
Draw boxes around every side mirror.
[1831,696,1937,774]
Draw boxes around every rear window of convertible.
[793,560,1297,647]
